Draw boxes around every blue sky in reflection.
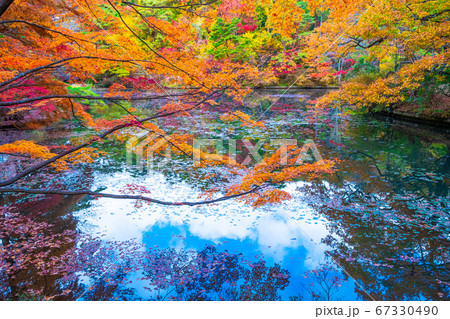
[74,170,358,300]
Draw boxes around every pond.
[1,89,449,301]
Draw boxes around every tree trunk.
[0,0,14,18]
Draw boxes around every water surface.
[1,90,448,300]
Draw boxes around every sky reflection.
[73,169,356,300]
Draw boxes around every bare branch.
[68,98,86,127]
[346,37,386,49]
[0,185,260,206]
[0,0,14,18]
[126,5,167,36]
[0,92,197,107]
[0,20,97,47]
[122,0,219,10]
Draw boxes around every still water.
[1,90,449,300]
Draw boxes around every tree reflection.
[0,208,291,301]
[304,181,449,300]
[0,207,76,300]
[141,245,290,301]
[302,262,348,301]
[297,112,450,301]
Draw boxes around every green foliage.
[208,18,253,62]
[67,84,105,106]
[67,84,131,121]
[297,1,316,29]
[110,66,130,78]
[411,67,450,106]
[428,143,448,158]
[350,57,379,75]
[255,5,267,28]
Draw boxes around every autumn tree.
[302,0,449,112]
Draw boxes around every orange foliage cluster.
[159,102,195,116]
[0,140,105,171]
[220,110,266,128]
[316,53,449,110]
[266,0,304,38]
[0,140,55,160]
[303,0,449,109]
[226,145,336,207]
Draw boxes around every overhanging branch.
[0,92,191,107]
[0,89,223,187]
[0,186,260,206]
[0,20,97,47]
[0,0,14,18]
[0,56,163,89]
[122,0,219,10]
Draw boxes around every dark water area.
[0,89,449,301]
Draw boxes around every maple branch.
[0,185,260,206]
[106,98,140,119]
[126,5,167,36]
[0,56,155,88]
[420,9,450,22]
[0,90,222,187]
[106,0,206,88]
[0,92,195,107]
[84,0,99,21]
[405,3,450,22]
[0,152,30,158]
[123,0,215,19]
[0,56,188,92]
[105,98,191,157]
[0,82,44,94]
[68,98,86,127]
[346,37,386,49]
[122,0,219,10]
[0,0,14,18]
[0,20,97,47]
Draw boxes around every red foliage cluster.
[332,70,349,76]
[272,64,301,76]
[236,17,257,34]
[332,58,356,76]
[272,49,302,76]
[1,81,50,105]
[122,77,158,90]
